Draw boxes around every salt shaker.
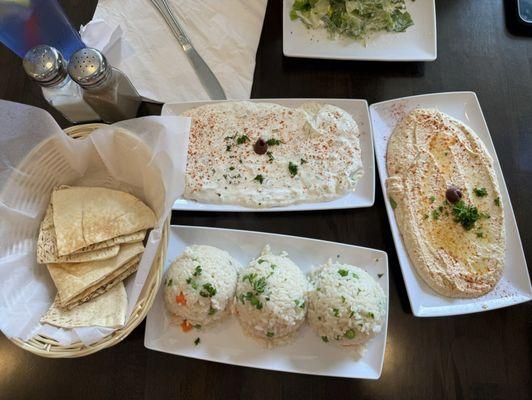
[23,45,100,123]
[67,48,142,123]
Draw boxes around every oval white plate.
[144,225,389,379]
[371,91,532,317]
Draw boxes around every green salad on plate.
[290,0,414,42]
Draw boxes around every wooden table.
[0,1,530,399]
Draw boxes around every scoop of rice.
[234,245,309,347]
[164,245,240,327]
[307,260,386,347]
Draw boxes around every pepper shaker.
[23,45,100,123]
[67,48,142,123]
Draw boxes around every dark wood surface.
[0,1,530,399]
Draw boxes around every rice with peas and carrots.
[164,245,241,329]
[234,245,310,347]
[307,261,386,348]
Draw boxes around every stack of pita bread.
[37,186,156,329]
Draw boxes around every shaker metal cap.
[67,48,111,88]
[23,45,68,87]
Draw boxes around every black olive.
[445,186,463,203]
[254,138,268,155]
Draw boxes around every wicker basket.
[9,123,168,358]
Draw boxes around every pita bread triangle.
[40,282,127,328]
[51,186,155,256]
[47,242,144,308]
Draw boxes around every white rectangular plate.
[145,225,389,379]
[163,99,375,212]
[370,91,532,317]
[283,0,437,61]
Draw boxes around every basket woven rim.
[8,123,169,358]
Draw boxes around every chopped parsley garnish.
[208,306,217,315]
[236,134,250,144]
[352,272,359,279]
[494,197,501,207]
[240,273,268,310]
[429,195,436,203]
[242,273,267,294]
[389,196,397,209]
[341,295,346,303]
[476,231,484,238]
[266,151,274,161]
[185,277,199,290]
[266,331,274,338]
[349,310,355,318]
[377,273,384,279]
[226,145,232,152]
[344,329,356,339]
[321,336,329,343]
[288,162,298,177]
[300,158,307,164]
[166,278,173,287]
[452,200,481,230]
[229,166,235,171]
[431,209,441,220]
[193,266,202,277]
[367,312,375,319]
[338,269,348,277]
[254,174,264,184]
[199,283,217,298]
[473,187,488,197]
[333,308,340,317]
[257,259,266,264]
[266,138,281,146]
[242,292,263,310]
[194,337,200,346]
[193,324,202,329]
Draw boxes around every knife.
[150,0,227,100]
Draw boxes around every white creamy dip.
[183,101,363,208]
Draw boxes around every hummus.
[386,108,505,298]
[183,101,363,208]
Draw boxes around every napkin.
[80,0,268,103]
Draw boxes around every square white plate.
[283,0,437,61]
[144,225,389,379]
[370,91,532,317]
[162,99,375,212]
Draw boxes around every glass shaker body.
[81,68,142,123]
[68,48,142,124]
[41,76,100,123]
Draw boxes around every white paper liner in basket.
[0,100,190,346]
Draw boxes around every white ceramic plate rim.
[370,91,532,317]
[162,98,375,212]
[144,225,389,378]
[282,0,437,61]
